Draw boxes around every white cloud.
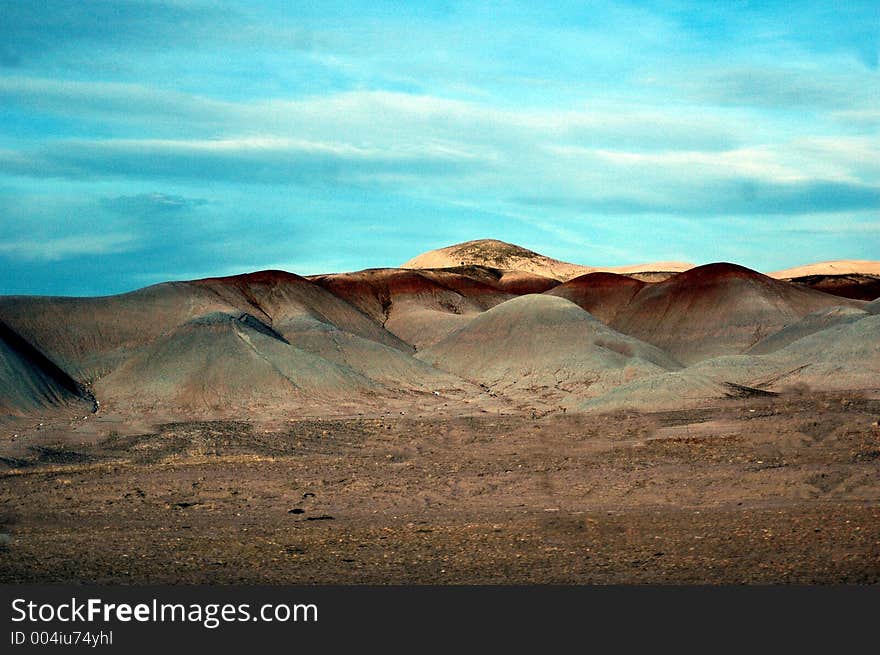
[0,233,137,261]
[1,79,877,220]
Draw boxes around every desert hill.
[406,240,880,297]
[0,319,92,416]
[584,306,880,411]
[0,282,232,382]
[689,310,880,393]
[309,268,516,349]
[402,239,593,280]
[417,294,681,401]
[746,305,869,355]
[608,263,864,364]
[190,270,409,350]
[440,266,561,295]
[95,311,465,418]
[1,241,878,421]
[749,313,880,390]
[770,260,880,278]
[782,274,880,301]
[545,272,646,323]
[0,270,407,384]
[95,312,372,416]
[402,239,693,281]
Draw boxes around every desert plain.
[1,239,879,583]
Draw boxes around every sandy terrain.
[1,391,878,584]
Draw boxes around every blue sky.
[0,1,878,295]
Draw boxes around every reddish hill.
[787,274,880,301]
[492,270,561,294]
[406,265,560,295]
[610,263,864,364]
[0,271,406,383]
[189,269,407,350]
[309,268,514,349]
[546,272,646,323]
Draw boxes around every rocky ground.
[1,391,878,583]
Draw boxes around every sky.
[0,1,878,296]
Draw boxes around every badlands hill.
[0,319,92,416]
[582,305,880,412]
[0,270,485,418]
[417,294,680,401]
[407,240,880,293]
[1,239,878,418]
[783,274,880,301]
[95,311,374,416]
[770,260,880,278]
[546,272,646,323]
[746,306,869,355]
[608,263,864,364]
[0,270,407,383]
[402,239,693,281]
[95,311,463,417]
[309,268,515,349]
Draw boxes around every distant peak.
[672,262,766,283]
[402,239,591,281]
[189,269,308,286]
[431,239,544,259]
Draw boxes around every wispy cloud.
[0,135,483,185]
[516,180,880,217]
[0,232,137,262]
[662,66,879,110]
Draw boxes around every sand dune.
[417,294,680,400]
[609,263,864,364]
